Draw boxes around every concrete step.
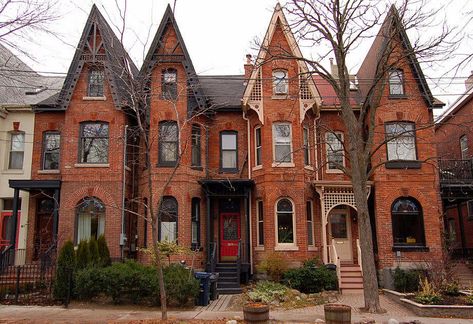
[217,287,242,294]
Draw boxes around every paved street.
[1,293,472,323]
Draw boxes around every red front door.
[0,211,21,249]
[220,212,240,261]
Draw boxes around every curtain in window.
[274,124,291,163]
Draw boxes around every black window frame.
[391,197,427,251]
[388,69,405,97]
[257,200,264,246]
[158,121,179,167]
[158,196,178,243]
[276,198,294,244]
[191,197,200,250]
[255,126,262,167]
[42,131,60,170]
[79,122,109,164]
[191,124,202,168]
[306,200,314,246]
[385,122,420,169]
[87,67,105,97]
[303,126,310,166]
[162,68,177,100]
[220,130,238,172]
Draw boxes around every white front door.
[329,210,352,262]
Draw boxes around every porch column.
[10,188,20,247]
[244,188,250,266]
[52,189,60,244]
[206,195,211,264]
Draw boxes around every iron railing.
[236,240,242,285]
[209,242,217,273]
[439,159,473,184]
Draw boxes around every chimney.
[466,71,473,91]
[244,54,253,80]
[329,58,339,79]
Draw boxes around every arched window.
[159,196,178,242]
[276,198,294,244]
[76,197,105,243]
[391,197,425,247]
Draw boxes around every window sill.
[255,246,265,251]
[308,246,318,251]
[191,166,203,171]
[326,169,344,174]
[392,245,429,252]
[2,169,24,174]
[157,163,178,168]
[272,162,295,168]
[219,169,238,174]
[388,94,408,100]
[82,96,106,101]
[304,165,314,171]
[385,160,421,169]
[275,245,299,251]
[272,94,289,100]
[252,165,263,171]
[38,170,60,174]
[74,163,110,168]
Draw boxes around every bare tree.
[254,0,453,312]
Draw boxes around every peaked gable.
[141,4,206,115]
[358,6,444,109]
[53,4,138,111]
[242,3,321,124]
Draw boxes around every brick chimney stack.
[466,71,473,91]
[244,54,253,80]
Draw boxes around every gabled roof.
[199,75,245,110]
[435,86,473,127]
[357,5,444,109]
[0,44,63,107]
[45,4,138,111]
[141,4,206,115]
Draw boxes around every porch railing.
[209,242,217,273]
[356,239,363,275]
[236,240,242,284]
[329,240,341,290]
[438,159,473,184]
[0,245,14,272]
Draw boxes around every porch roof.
[199,179,254,197]
[9,179,61,191]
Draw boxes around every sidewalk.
[0,294,472,323]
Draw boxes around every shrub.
[88,237,100,267]
[53,241,75,300]
[442,281,460,296]
[163,263,199,306]
[283,263,337,293]
[257,253,288,282]
[74,266,106,299]
[414,277,443,305]
[393,267,422,293]
[248,281,288,304]
[465,295,473,305]
[76,240,90,270]
[97,235,111,267]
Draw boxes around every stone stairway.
[453,262,473,288]
[339,263,363,293]
[215,262,242,294]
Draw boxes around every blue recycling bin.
[194,272,211,306]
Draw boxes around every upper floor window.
[220,131,238,172]
[158,121,179,166]
[303,127,310,166]
[88,68,105,97]
[273,123,292,163]
[391,197,425,247]
[273,70,288,95]
[8,132,24,169]
[388,69,404,96]
[76,197,105,243]
[385,122,416,161]
[162,68,177,100]
[460,135,468,160]
[79,122,109,164]
[159,196,178,242]
[255,126,262,167]
[326,132,344,171]
[42,132,60,170]
[191,125,201,167]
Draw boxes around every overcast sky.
[11,0,473,111]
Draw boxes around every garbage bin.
[194,272,211,306]
[209,272,219,301]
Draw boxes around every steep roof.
[435,86,473,127]
[357,5,444,109]
[44,4,138,111]
[199,75,245,110]
[0,44,63,106]
[141,4,207,115]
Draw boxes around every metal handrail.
[438,159,473,183]
[210,242,217,273]
[0,244,14,272]
[330,240,341,290]
[356,239,363,275]
[236,240,242,285]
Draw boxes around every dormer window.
[162,68,177,100]
[273,70,288,95]
[388,69,404,96]
[88,68,104,97]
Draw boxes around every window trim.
[158,196,178,243]
[385,121,418,165]
[306,200,315,247]
[274,197,297,250]
[272,122,293,166]
[75,196,106,245]
[255,126,262,167]
[78,122,109,164]
[191,124,202,168]
[325,131,345,173]
[158,120,179,167]
[303,126,311,166]
[161,68,178,100]
[191,197,200,249]
[42,131,60,170]
[8,131,25,170]
[220,130,238,173]
[87,67,105,98]
[388,69,405,97]
[272,69,289,95]
[256,199,264,247]
[460,135,469,160]
[391,197,426,249]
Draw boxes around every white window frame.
[460,135,468,160]
[306,200,315,248]
[8,132,25,170]
[274,198,298,251]
[385,122,417,161]
[256,199,264,248]
[272,123,294,167]
[325,131,345,173]
[273,69,288,95]
[254,126,262,168]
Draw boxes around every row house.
[3,3,444,292]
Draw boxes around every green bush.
[248,280,288,303]
[97,235,111,267]
[88,237,100,267]
[256,253,288,282]
[393,267,422,293]
[414,277,443,305]
[283,263,338,293]
[74,266,107,299]
[163,263,199,306]
[465,295,473,305]
[76,240,90,270]
[442,281,460,296]
[53,241,75,300]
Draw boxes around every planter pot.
[243,302,270,323]
[324,303,351,324]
